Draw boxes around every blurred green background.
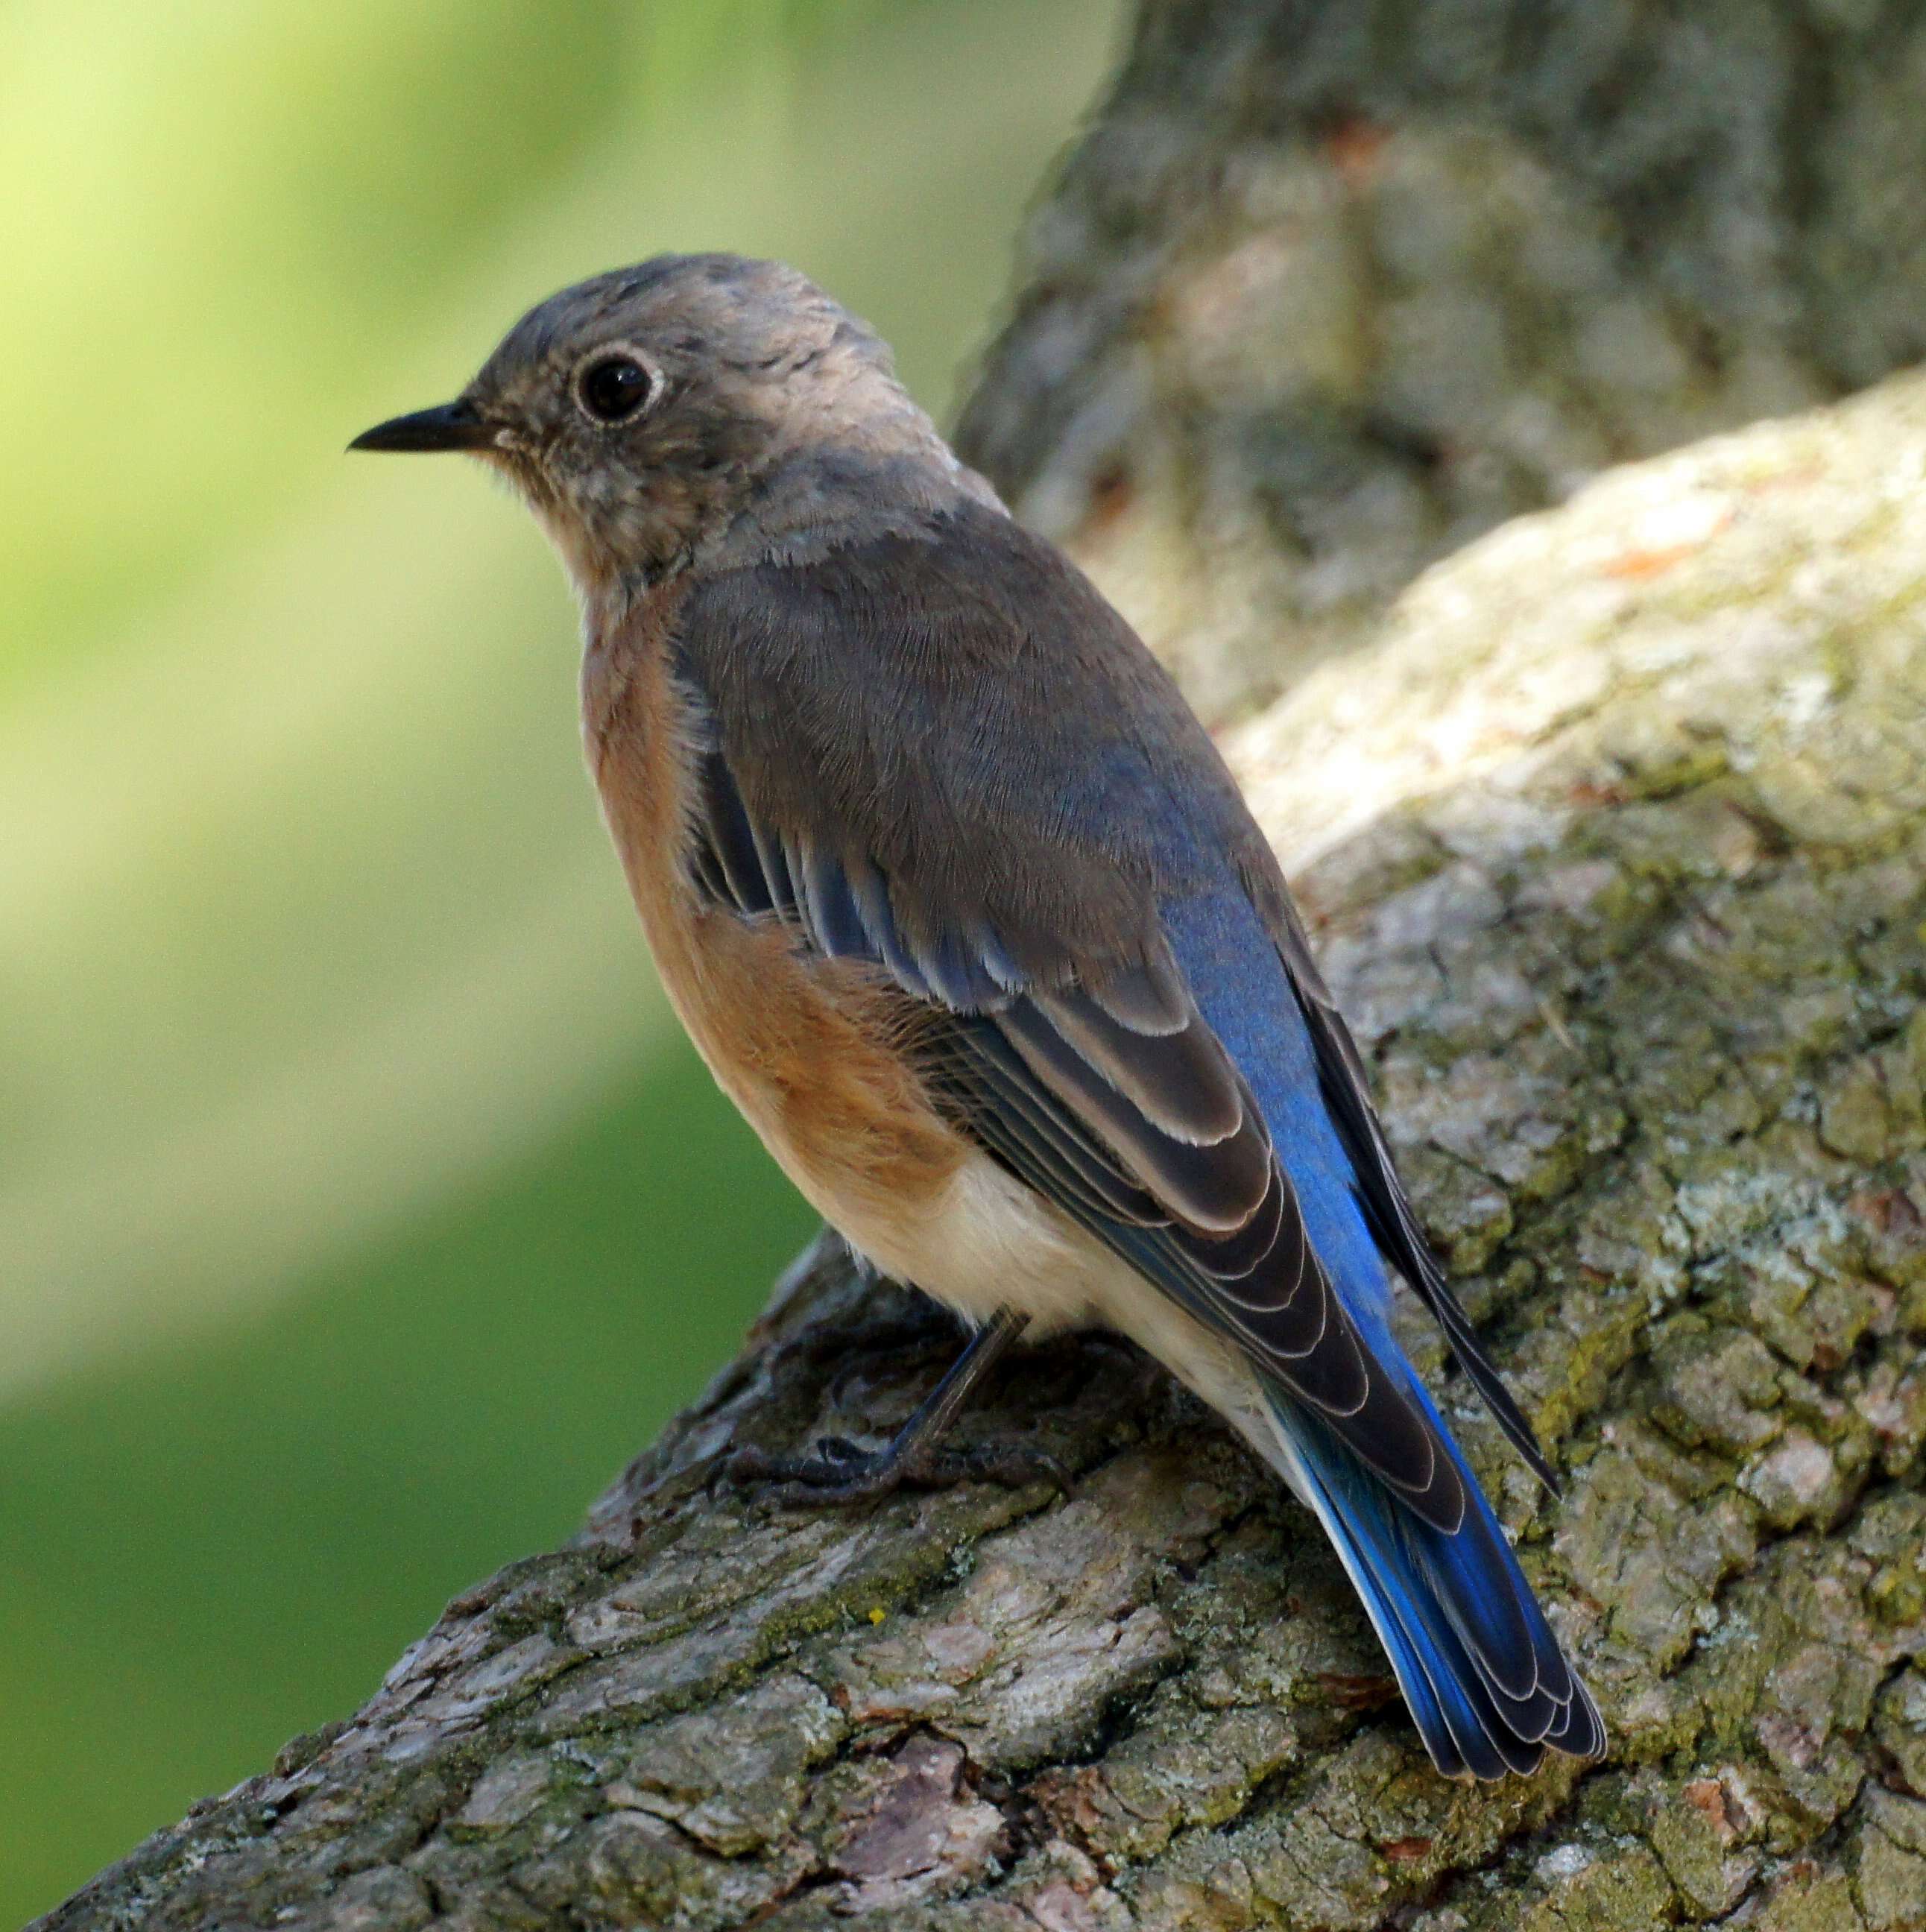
[0,1,1122,1916]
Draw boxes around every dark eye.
[577,353,657,423]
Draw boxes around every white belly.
[819,1146,1288,1477]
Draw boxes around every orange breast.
[581,587,967,1241]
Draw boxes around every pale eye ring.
[575,350,660,425]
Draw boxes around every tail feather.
[1266,1382,1605,1781]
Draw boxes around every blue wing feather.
[1160,884,1395,1337]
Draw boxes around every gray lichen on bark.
[43,364,1926,1932]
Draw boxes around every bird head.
[351,253,971,599]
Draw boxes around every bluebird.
[351,253,1604,1779]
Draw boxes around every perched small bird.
[352,253,1603,1778]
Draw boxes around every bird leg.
[728,1304,1070,1503]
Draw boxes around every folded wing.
[674,631,1466,1531]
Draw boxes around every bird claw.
[727,1433,1072,1507]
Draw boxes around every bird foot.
[728,1433,1071,1506]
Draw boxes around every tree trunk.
[957,0,1926,722]
[42,7,1926,1929]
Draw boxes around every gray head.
[353,253,985,595]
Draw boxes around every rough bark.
[956,0,1926,721]
[43,6,1926,1926]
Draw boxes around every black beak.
[349,398,494,454]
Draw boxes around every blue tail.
[1158,882,1602,1775]
[1265,1379,1605,1778]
